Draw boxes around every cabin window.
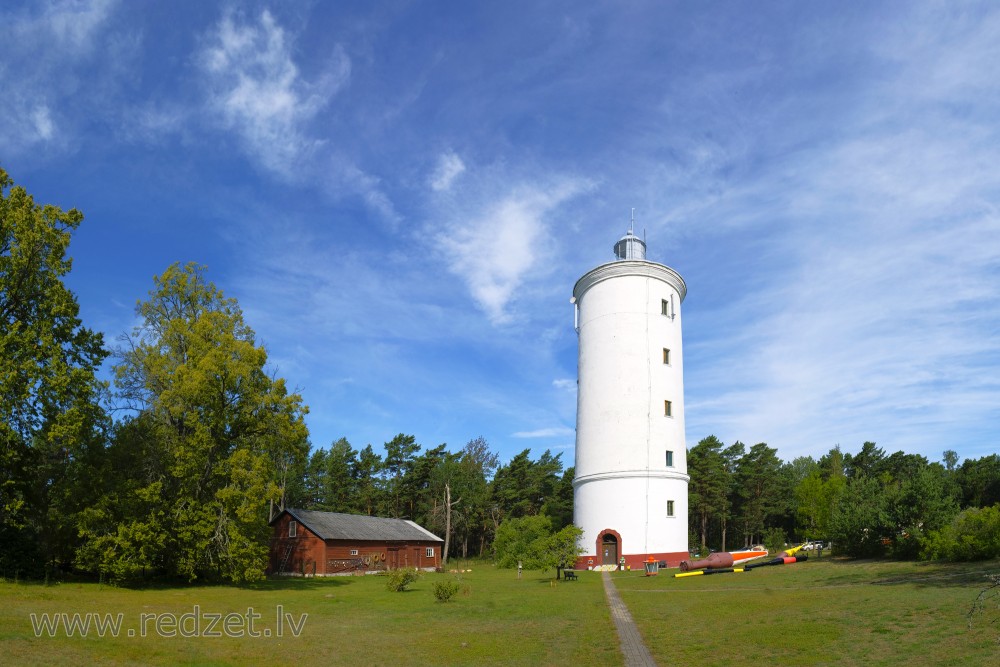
[350,549,359,556]
[288,520,297,538]
[667,500,675,517]
[664,400,672,417]
[426,547,434,558]
[666,450,674,467]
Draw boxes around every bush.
[432,578,462,602]
[921,505,1000,561]
[762,527,787,556]
[384,568,420,592]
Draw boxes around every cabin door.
[601,535,618,565]
[387,547,401,570]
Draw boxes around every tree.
[420,438,499,562]
[688,435,728,553]
[891,464,959,558]
[957,455,1000,510]
[795,468,844,540]
[942,450,960,473]
[543,466,575,531]
[829,475,894,558]
[402,442,447,523]
[0,167,108,575]
[719,441,744,551]
[493,515,553,570]
[493,515,583,578]
[354,444,383,515]
[79,263,308,583]
[845,441,886,479]
[419,447,462,561]
[544,524,585,578]
[818,445,847,479]
[734,443,783,547]
[450,436,499,558]
[922,505,1000,561]
[382,433,420,518]
[491,448,564,521]
[300,447,330,509]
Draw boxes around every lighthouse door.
[601,535,618,565]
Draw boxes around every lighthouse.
[571,226,689,569]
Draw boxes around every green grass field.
[615,557,1000,666]
[1,558,997,666]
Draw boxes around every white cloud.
[0,0,118,151]
[31,106,54,140]
[436,177,589,324]
[681,19,1000,460]
[199,9,350,176]
[17,0,117,54]
[430,152,465,191]
[512,427,575,438]
[47,0,116,50]
[552,378,576,392]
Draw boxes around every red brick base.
[574,551,688,571]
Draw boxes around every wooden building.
[269,508,444,576]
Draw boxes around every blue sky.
[3,1,998,466]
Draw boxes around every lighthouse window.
[664,400,672,417]
[661,299,669,316]
[667,500,675,517]
[665,450,674,467]
[662,348,670,365]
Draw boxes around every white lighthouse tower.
[572,225,689,569]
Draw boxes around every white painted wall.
[572,259,689,557]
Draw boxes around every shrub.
[921,504,1000,561]
[762,527,787,555]
[385,568,420,592]
[432,579,462,602]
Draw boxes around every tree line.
[283,434,573,562]
[688,436,1000,561]
[4,167,999,586]
[0,168,573,584]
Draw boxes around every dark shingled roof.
[277,508,443,543]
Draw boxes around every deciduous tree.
[0,167,107,574]
[79,263,308,583]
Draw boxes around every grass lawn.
[0,563,618,666]
[613,556,1000,666]
[2,558,998,666]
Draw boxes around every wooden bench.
[563,570,578,581]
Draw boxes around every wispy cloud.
[681,5,1000,460]
[429,152,465,191]
[434,175,591,324]
[14,0,117,54]
[199,9,350,177]
[0,0,119,151]
[552,379,576,392]
[513,427,574,438]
